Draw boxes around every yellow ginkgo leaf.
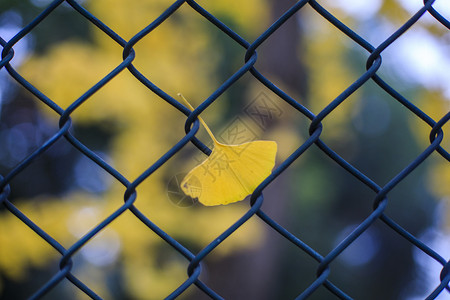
[178,94,277,206]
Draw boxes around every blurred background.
[0,0,449,299]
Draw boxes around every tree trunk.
[188,0,308,299]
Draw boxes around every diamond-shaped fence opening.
[0,0,449,299]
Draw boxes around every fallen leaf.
[178,94,277,206]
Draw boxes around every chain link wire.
[1,0,449,299]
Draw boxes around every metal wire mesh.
[0,0,449,299]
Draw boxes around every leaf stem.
[178,93,219,144]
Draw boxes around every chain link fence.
[1,0,449,299]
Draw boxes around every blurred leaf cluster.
[1,0,269,298]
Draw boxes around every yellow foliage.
[412,90,450,201]
[378,0,410,25]
[0,200,74,279]
[428,162,450,200]
[195,0,270,37]
[304,24,357,140]
[412,90,450,144]
[1,0,271,298]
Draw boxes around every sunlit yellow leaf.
[178,94,277,206]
